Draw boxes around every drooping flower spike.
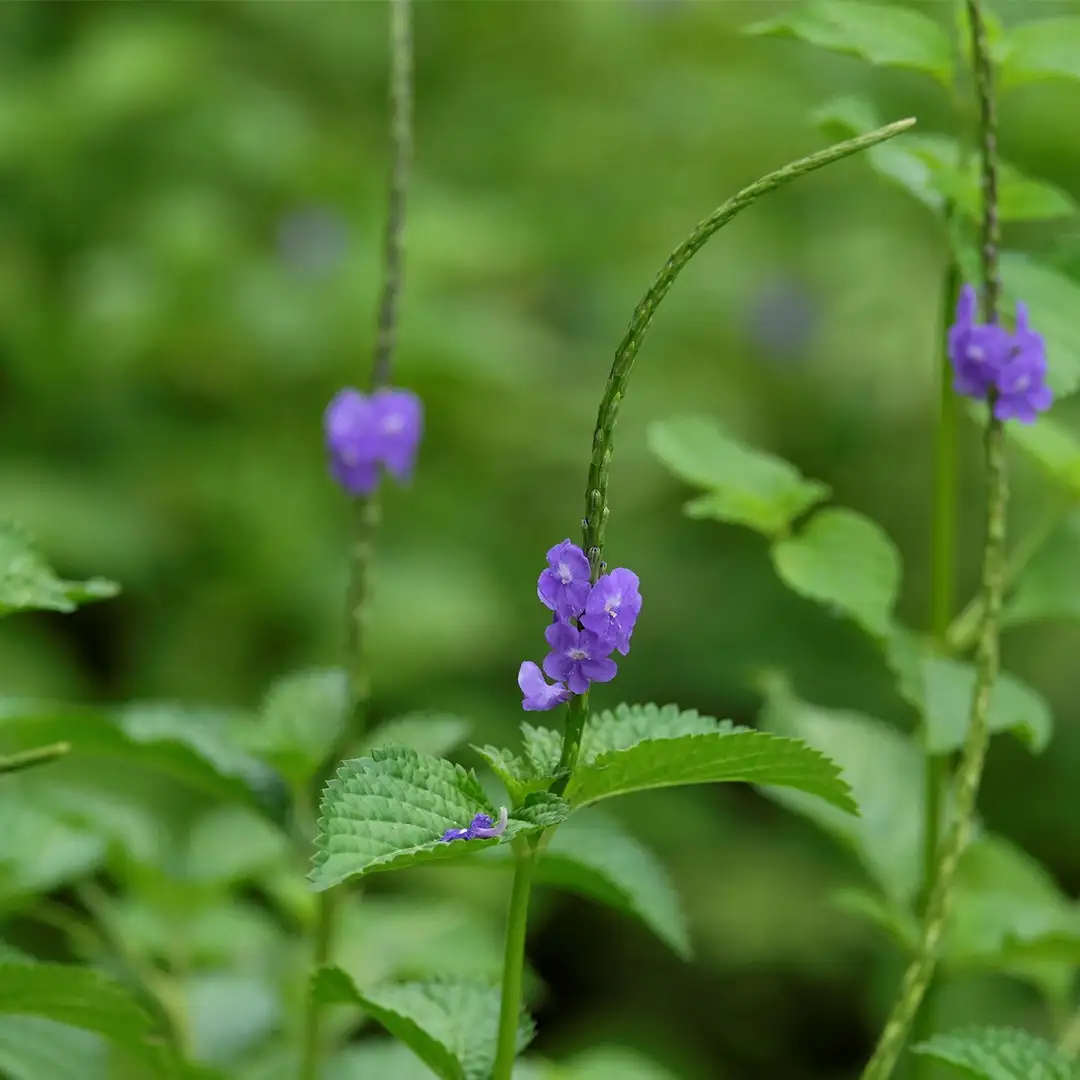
[324,386,423,495]
[439,807,509,843]
[947,285,1052,423]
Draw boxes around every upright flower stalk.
[300,3,414,1079]
[490,117,915,1080]
[859,5,1050,1079]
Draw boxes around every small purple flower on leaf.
[439,807,509,843]
[518,660,571,712]
[323,385,424,494]
[543,620,617,695]
[581,568,642,655]
[537,539,591,619]
[947,285,1052,423]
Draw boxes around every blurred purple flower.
[324,386,423,494]
[581,568,642,655]
[746,278,816,363]
[440,807,509,843]
[543,620,617,695]
[537,539,592,619]
[518,660,571,712]
[948,285,1052,423]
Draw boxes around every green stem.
[492,844,538,1080]
[299,4,412,1079]
[579,118,914,580]
[550,691,589,797]
[860,4,1003,1079]
[0,741,70,775]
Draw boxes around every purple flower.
[543,620,617,695]
[581,568,642,655]
[324,386,424,494]
[947,286,1053,423]
[518,660,571,712]
[440,807,508,843]
[537,539,592,619]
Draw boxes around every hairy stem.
[300,4,413,1079]
[579,118,914,580]
[859,6,1003,1080]
[550,691,589,797]
[492,845,538,1080]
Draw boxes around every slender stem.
[0,741,69,774]
[579,118,914,580]
[299,4,412,1079]
[550,692,589,797]
[492,845,538,1080]
[860,5,1003,1080]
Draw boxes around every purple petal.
[440,827,470,842]
[566,668,591,695]
[371,388,423,481]
[518,661,546,696]
[579,655,618,685]
[545,539,590,581]
[955,284,977,326]
[543,651,575,684]
[544,620,577,651]
[468,807,508,838]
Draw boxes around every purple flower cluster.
[324,387,423,495]
[517,539,642,711]
[949,285,1052,424]
[440,807,508,843]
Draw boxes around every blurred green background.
[3,1,1080,1077]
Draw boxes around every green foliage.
[361,713,474,760]
[1001,413,1080,495]
[311,745,569,890]
[913,1027,1076,1080]
[312,967,534,1080]
[0,700,288,823]
[0,522,118,618]
[744,1,953,82]
[1005,512,1080,626]
[1002,17,1080,88]
[888,633,1053,754]
[771,507,901,639]
[561,706,856,814]
[0,1017,106,1080]
[647,417,829,537]
[759,674,922,905]
[0,962,169,1070]
[533,810,692,959]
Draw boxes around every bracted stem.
[859,4,1003,1078]
[299,3,413,1079]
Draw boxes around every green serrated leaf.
[648,417,829,537]
[0,522,119,617]
[311,745,568,890]
[914,1026,1075,1080]
[0,700,288,824]
[536,810,692,959]
[0,1017,106,1080]
[1001,254,1080,398]
[250,668,348,788]
[564,713,856,814]
[1004,511,1080,626]
[771,507,901,639]
[312,967,534,1080]
[472,745,547,806]
[758,673,922,905]
[0,963,169,1070]
[888,633,1052,754]
[744,0,952,81]
[1002,17,1080,89]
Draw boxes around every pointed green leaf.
[744,1,952,81]
[1001,254,1080,398]
[758,674,922,905]
[472,745,547,806]
[0,700,288,823]
[889,634,1052,754]
[311,745,569,890]
[312,967,534,1080]
[250,668,348,788]
[1005,512,1080,626]
[535,810,692,959]
[1002,17,1080,89]
[771,508,901,638]
[0,522,118,617]
[561,706,855,814]
[648,417,828,537]
[914,1027,1075,1080]
[0,963,169,1069]
[0,1017,106,1080]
